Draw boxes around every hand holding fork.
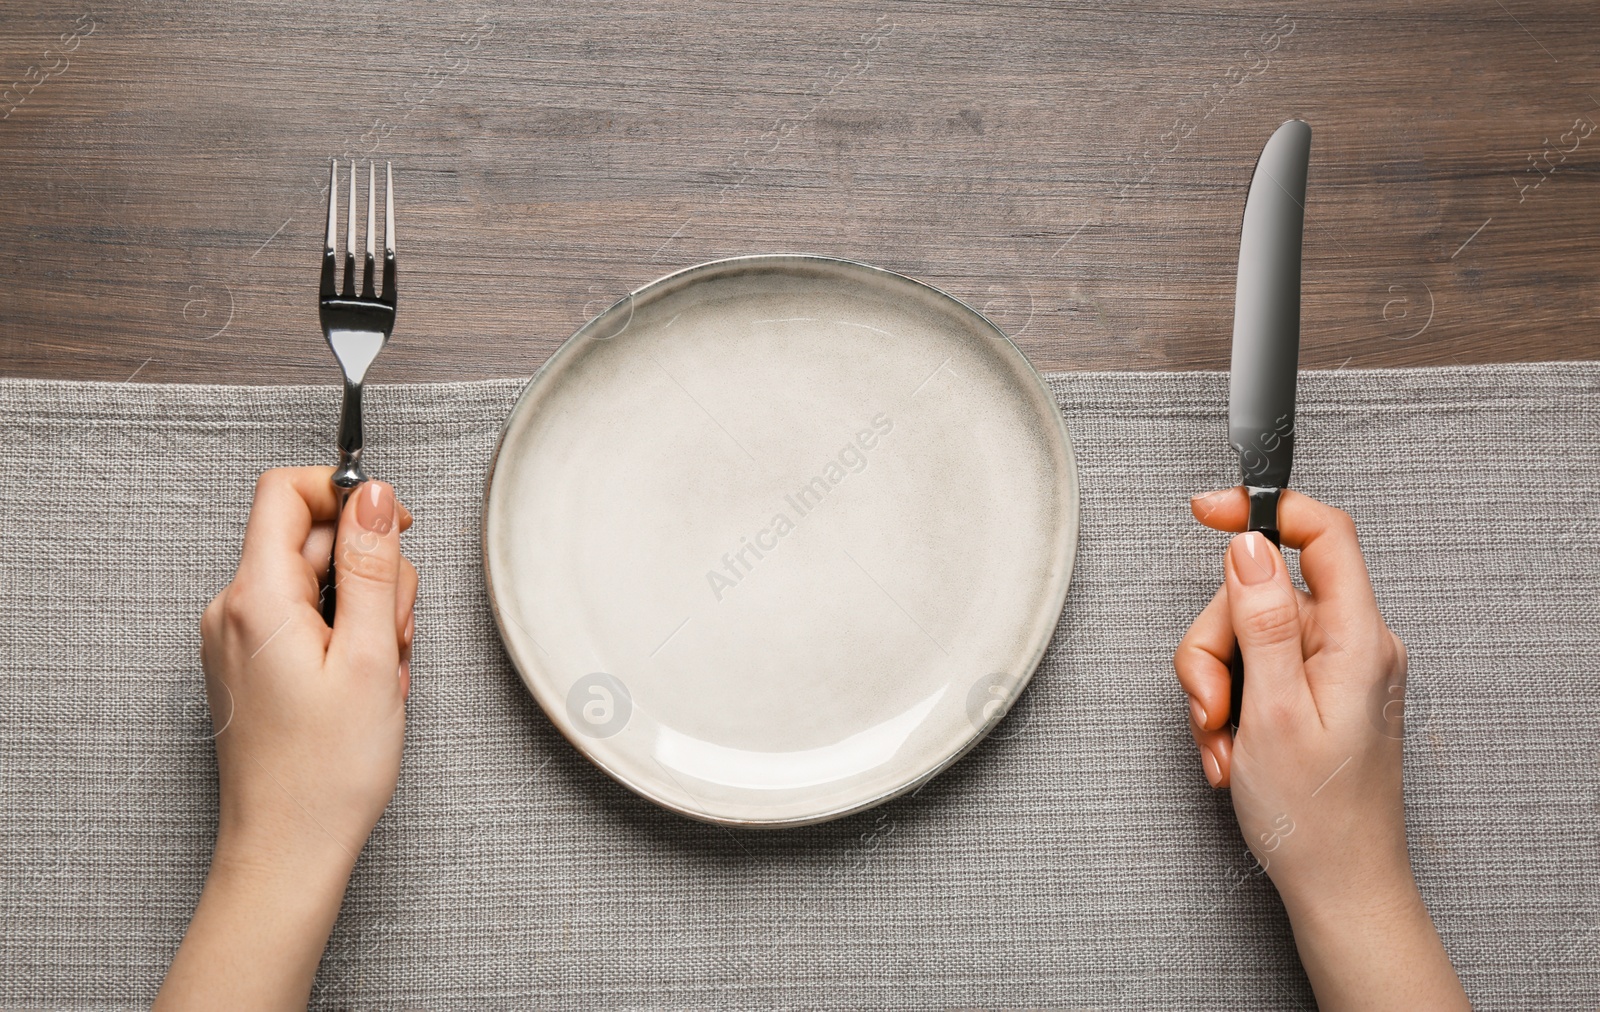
[319,159,397,623]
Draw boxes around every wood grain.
[1,1,1597,384]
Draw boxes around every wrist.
[213,815,362,900]
[156,817,359,1009]
[1280,858,1420,922]
[1270,828,1420,926]
[1280,869,1427,943]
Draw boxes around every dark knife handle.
[1228,492,1282,734]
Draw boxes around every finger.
[399,622,412,701]
[328,481,403,675]
[1276,492,1377,628]
[303,520,335,576]
[1174,585,1235,730]
[1226,531,1315,729]
[237,468,340,603]
[300,501,411,577]
[1189,486,1249,531]
[397,555,418,644]
[1190,708,1233,787]
[1190,487,1378,629]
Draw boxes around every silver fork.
[319,159,397,624]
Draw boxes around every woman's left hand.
[202,467,417,862]
[157,466,417,1010]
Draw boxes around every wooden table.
[2,1,1596,384]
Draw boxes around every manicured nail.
[356,481,394,534]
[1201,746,1222,786]
[1231,532,1273,585]
[1189,696,1207,728]
[1190,489,1234,521]
[403,611,415,647]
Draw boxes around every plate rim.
[481,252,1080,828]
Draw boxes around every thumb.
[329,480,402,673]
[1225,531,1314,729]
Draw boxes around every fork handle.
[321,380,369,625]
[320,476,370,624]
[334,376,366,484]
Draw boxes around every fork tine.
[362,162,377,298]
[385,162,395,255]
[366,162,376,257]
[382,162,397,306]
[325,159,338,253]
[344,162,357,297]
[358,160,372,296]
[320,159,338,298]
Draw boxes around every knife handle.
[1228,488,1283,734]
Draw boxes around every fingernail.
[1189,696,1207,727]
[1231,532,1273,585]
[356,482,394,534]
[403,611,415,647]
[1201,746,1221,786]
[1190,488,1232,506]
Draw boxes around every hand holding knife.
[1227,119,1311,733]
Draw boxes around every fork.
[319,158,397,624]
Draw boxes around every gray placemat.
[1,363,1597,1010]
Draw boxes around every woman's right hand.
[1173,488,1470,1010]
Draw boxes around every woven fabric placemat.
[1,362,1596,1010]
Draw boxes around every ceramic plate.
[483,255,1078,827]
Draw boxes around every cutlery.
[1227,119,1310,732]
[319,159,397,624]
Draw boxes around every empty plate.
[483,254,1078,827]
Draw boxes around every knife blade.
[1228,118,1311,733]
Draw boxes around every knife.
[1227,118,1311,733]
